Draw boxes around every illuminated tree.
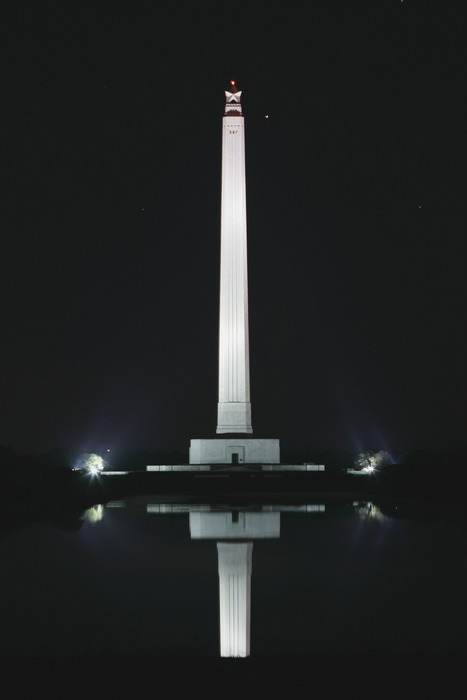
[77,452,106,474]
[355,450,391,472]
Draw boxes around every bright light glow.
[76,452,106,474]
[355,450,391,473]
[230,80,235,85]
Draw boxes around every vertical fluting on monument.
[217,81,253,435]
[217,542,253,657]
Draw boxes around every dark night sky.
[3,1,466,457]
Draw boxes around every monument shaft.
[217,85,252,434]
[188,83,280,465]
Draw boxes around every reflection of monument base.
[190,511,280,539]
[189,438,280,465]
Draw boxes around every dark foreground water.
[1,494,466,660]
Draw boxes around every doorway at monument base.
[189,438,280,465]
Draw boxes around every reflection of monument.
[189,82,280,466]
[105,500,327,658]
[217,544,252,658]
[190,511,280,657]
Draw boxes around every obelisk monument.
[189,82,280,465]
[217,80,252,435]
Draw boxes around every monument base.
[189,438,280,465]
[216,402,252,434]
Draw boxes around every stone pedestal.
[189,438,280,465]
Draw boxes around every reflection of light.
[354,501,387,522]
[85,504,104,524]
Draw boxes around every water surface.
[1,495,466,658]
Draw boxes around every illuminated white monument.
[189,82,280,466]
[217,82,252,435]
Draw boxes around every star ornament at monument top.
[225,80,242,102]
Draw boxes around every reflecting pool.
[1,495,466,658]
